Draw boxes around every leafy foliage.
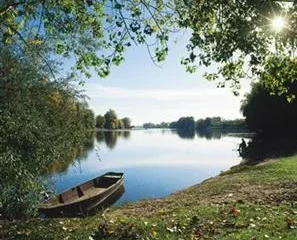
[241,58,297,137]
[121,117,132,129]
[0,49,95,219]
[260,56,297,102]
[178,0,297,95]
[143,122,170,128]
[104,109,118,129]
[196,117,247,132]
[96,115,106,129]
[1,1,296,95]
[96,110,131,130]
[0,0,177,80]
[175,117,195,131]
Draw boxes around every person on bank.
[238,138,247,157]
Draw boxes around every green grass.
[2,154,297,239]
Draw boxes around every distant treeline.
[143,117,248,132]
[143,122,170,129]
[196,117,248,132]
[96,109,132,130]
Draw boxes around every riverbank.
[2,154,297,239]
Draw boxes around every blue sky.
[79,33,250,125]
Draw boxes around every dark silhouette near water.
[239,136,297,164]
[238,138,247,158]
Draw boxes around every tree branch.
[37,1,45,36]
[118,8,138,46]
[3,23,57,80]
[0,1,38,16]
[0,6,13,16]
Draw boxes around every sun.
[271,17,286,31]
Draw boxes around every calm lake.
[49,129,243,205]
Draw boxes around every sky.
[78,33,251,126]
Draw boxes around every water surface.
[49,129,242,204]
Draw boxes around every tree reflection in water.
[196,130,222,140]
[96,130,131,149]
[47,131,96,174]
[176,129,196,139]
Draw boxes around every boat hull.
[39,172,124,217]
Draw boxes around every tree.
[117,119,125,129]
[0,0,176,80]
[169,121,177,129]
[104,109,118,129]
[178,0,297,96]
[122,117,132,129]
[159,122,169,128]
[96,115,106,129]
[143,122,155,129]
[196,117,212,131]
[175,117,195,131]
[98,110,131,129]
[1,1,296,95]
[0,49,96,219]
[241,58,297,136]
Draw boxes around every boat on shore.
[39,172,124,217]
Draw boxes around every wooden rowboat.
[39,172,124,217]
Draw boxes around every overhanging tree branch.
[3,23,57,80]
[0,1,38,16]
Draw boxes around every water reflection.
[96,131,105,143]
[122,131,131,139]
[47,131,96,174]
[196,130,222,140]
[96,129,241,144]
[104,132,118,149]
[176,129,195,139]
[96,130,131,149]
[51,129,242,208]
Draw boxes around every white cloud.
[82,83,247,125]
[85,84,231,101]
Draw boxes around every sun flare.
[271,17,286,31]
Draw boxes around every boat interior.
[47,174,123,205]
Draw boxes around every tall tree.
[104,109,118,129]
[176,117,195,131]
[122,117,131,129]
[241,56,297,136]
[117,119,125,129]
[96,115,106,129]
[0,49,96,219]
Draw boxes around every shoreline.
[2,154,297,239]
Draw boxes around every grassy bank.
[2,154,297,239]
